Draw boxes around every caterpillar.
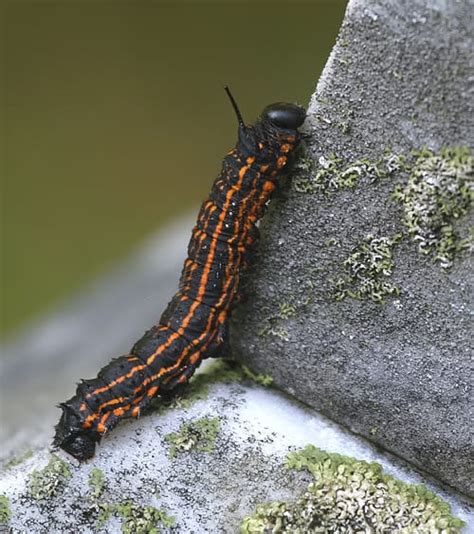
[54,88,306,461]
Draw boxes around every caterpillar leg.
[233,225,260,306]
[160,363,197,398]
[203,322,231,359]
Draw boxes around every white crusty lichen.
[392,146,473,269]
[240,445,465,533]
[331,233,402,303]
[295,146,472,272]
[293,152,404,195]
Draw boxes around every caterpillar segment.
[54,91,306,460]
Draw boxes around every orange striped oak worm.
[54,88,306,461]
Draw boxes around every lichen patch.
[240,445,465,533]
[2,449,34,471]
[27,454,71,501]
[392,146,473,269]
[293,152,402,195]
[331,233,402,303]
[164,416,221,458]
[88,467,106,501]
[96,501,175,534]
[0,495,11,527]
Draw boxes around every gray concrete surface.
[1,370,472,532]
[232,0,473,497]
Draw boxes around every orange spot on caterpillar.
[276,156,287,169]
[147,386,159,398]
[263,181,275,192]
[97,412,111,434]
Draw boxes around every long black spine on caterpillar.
[54,93,306,461]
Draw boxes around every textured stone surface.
[1,366,472,532]
[232,0,473,497]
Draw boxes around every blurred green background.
[3,1,346,339]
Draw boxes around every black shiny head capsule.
[60,432,97,461]
[54,403,99,461]
[261,102,306,130]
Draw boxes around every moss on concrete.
[392,146,473,269]
[164,416,221,458]
[331,233,402,303]
[240,445,464,533]
[27,454,71,501]
[0,495,11,527]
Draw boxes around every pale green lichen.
[114,502,175,534]
[293,153,403,195]
[331,234,402,303]
[88,467,106,500]
[392,146,473,269]
[324,237,339,247]
[241,365,273,387]
[97,501,175,534]
[87,468,110,529]
[240,445,464,533]
[277,302,297,319]
[296,146,472,271]
[0,495,11,526]
[86,469,174,533]
[259,301,297,340]
[291,155,318,194]
[164,416,221,458]
[3,449,34,470]
[27,454,71,500]
[259,324,290,342]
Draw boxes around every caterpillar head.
[261,103,306,131]
[224,85,306,133]
[54,403,99,461]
